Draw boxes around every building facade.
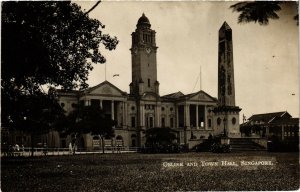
[241,111,299,141]
[45,15,242,150]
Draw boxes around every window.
[150,117,153,128]
[170,118,174,128]
[61,102,65,107]
[161,117,165,127]
[131,106,135,111]
[217,118,221,125]
[131,117,136,127]
[170,107,173,111]
[148,79,150,87]
[132,139,136,147]
[146,117,149,128]
[161,107,165,111]
[208,119,212,127]
[200,122,204,127]
[232,117,236,125]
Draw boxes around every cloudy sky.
[76,1,299,121]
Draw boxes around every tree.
[2,1,118,92]
[1,1,118,145]
[230,1,298,25]
[4,93,65,156]
[144,127,177,146]
[65,105,116,154]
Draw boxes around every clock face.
[145,47,151,54]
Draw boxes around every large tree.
[230,1,298,25]
[2,1,118,92]
[11,93,65,156]
[1,1,118,141]
[65,105,116,154]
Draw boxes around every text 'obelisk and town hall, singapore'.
[54,14,242,149]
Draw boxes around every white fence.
[1,146,140,157]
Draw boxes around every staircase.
[230,138,266,152]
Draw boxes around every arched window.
[217,118,221,125]
[232,117,236,125]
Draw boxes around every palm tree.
[230,1,286,25]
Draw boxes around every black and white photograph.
[1,1,299,191]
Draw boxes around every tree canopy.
[1,1,118,133]
[64,105,116,153]
[2,1,118,92]
[64,105,115,137]
[230,1,298,25]
[144,127,177,146]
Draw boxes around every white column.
[100,100,103,109]
[111,100,114,120]
[196,105,199,129]
[155,105,161,127]
[140,105,144,127]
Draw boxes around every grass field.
[1,152,299,191]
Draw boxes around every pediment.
[86,81,124,96]
[188,91,216,102]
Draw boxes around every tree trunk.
[31,133,35,157]
[73,134,79,155]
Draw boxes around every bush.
[141,143,182,153]
[193,140,212,152]
[267,140,299,152]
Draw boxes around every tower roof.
[220,21,231,30]
[137,13,151,28]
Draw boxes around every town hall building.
[51,14,241,150]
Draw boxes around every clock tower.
[130,13,159,96]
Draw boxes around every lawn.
[1,152,299,191]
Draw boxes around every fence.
[1,146,140,157]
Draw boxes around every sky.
[76,1,299,121]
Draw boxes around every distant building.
[241,111,299,142]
